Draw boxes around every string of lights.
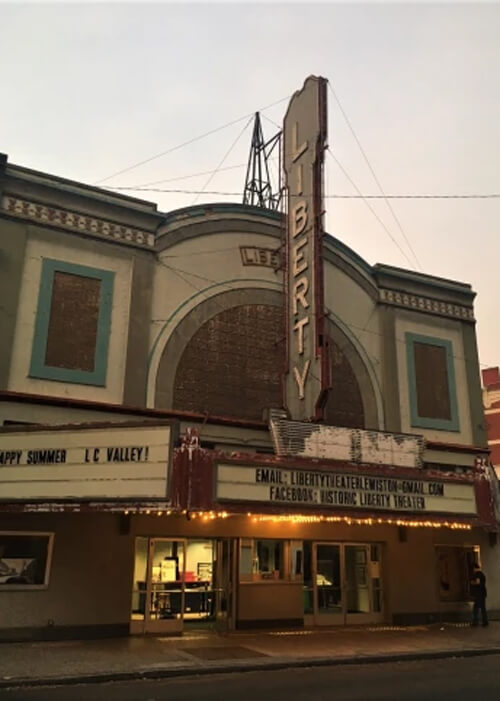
[250,513,472,530]
[121,508,473,530]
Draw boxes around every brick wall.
[482,367,500,470]
[172,304,365,426]
[482,366,500,388]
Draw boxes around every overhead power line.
[327,193,500,200]
[192,116,253,205]
[126,162,248,189]
[94,95,291,186]
[327,149,416,270]
[328,81,422,270]
[261,113,282,130]
[104,185,500,199]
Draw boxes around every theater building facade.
[0,145,499,641]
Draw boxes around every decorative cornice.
[379,288,475,321]
[1,195,155,249]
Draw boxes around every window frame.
[0,531,55,591]
[30,258,114,386]
[405,332,459,431]
[239,538,301,583]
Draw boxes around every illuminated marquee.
[0,422,172,501]
[216,464,477,516]
[283,75,329,421]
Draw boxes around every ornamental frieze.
[379,288,474,321]
[2,195,155,248]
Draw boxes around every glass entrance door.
[315,544,344,625]
[306,542,384,626]
[146,538,186,634]
[345,544,372,622]
[213,538,236,632]
[130,537,186,634]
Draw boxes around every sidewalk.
[1,622,500,689]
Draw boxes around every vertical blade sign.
[283,75,329,421]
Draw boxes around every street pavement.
[2,655,500,700]
[1,622,499,690]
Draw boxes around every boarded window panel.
[44,272,101,372]
[413,341,451,420]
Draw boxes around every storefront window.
[0,532,53,588]
[436,545,479,602]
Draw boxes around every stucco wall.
[0,513,133,635]
[0,219,28,391]
[238,583,303,622]
[8,231,133,404]
[395,311,473,445]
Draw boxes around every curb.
[2,647,500,689]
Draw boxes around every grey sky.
[2,2,499,372]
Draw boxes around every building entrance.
[130,537,234,635]
[304,542,384,626]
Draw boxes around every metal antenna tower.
[243,112,283,211]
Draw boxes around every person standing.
[470,563,488,627]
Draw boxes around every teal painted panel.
[405,332,460,432]
[29,258,114,386]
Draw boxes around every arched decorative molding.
[148,279,383,429]
[156,216,281,253]
[147,281,282,408]
[325,310,384,430]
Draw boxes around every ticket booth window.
[290,541,303,580]
[239,539,293,581]
[256,539,283,579]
